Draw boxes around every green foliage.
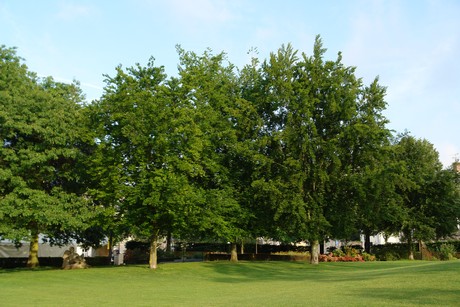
[0,45,96,256]
[245,36,394,259]
[175,47,258,246]
[332,248,345,257]
[344,246,360,257]
[426,241,460,253]
[392,135,460,257]
[437,243,457,261]
[372,243,415,261]
[89,57,207,267]
[3,38,459,268]
[362,252,376,261]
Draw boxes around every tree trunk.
[407,234,414,260]
[240,240,244,254]
[181,242,187,262]
[364,231,371,254]
[310,240,320,265]
[419,240,423,260]
[108,233,114,264]
[230,242,238,262]
[27,229,40,268]
[419,240,429,260]
[166,231,172,253]
[149,235,159,269]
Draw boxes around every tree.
[288,38,361,263]
[0,46,95,268]
[326,78,397,253]
[392,135,459,259]
[425,167,460,240]
[82,101,132,261]
[91,58,206,269]
[247,37,394,264]
[175,47,258,261]
[249,44,310,249]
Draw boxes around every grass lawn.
[1,260,459,306]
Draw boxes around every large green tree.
[91,58,207,269]
[249,37,393,263]
[0,46,95,268]
[393,135,460,259]
[425,167,460,240]
[175,47,260,261]
[283,38,361,263]
[325,78,398,253]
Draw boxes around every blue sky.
[1,0,459,167]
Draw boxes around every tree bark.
[240,240,244,254]
[230,242,238,262]
[149,234,159,269]
[27,229,40,268]
[166,231,172,254]
[310,240,320,265]
[108,233,114,264]
[407,233,414,260]
[419,240,423,260]
[364,231,371,254]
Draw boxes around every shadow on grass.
[0,266,59,274]
[0,264,125,274]
[204,261,362,284]
[204,260,460,284]
[351,287,460,306]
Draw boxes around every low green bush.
[426,241,460,253]
[372,243,413,261]
[332,248,345,257]
[383,252,400,261]
[437,243,456,261]
[362,252,376,261]
[344,246,360,257]
[123,248,149,264]
[178,242,310,254]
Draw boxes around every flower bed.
[319,253,375,262]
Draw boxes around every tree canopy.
[0,45,96,267]
[1,38,459,269]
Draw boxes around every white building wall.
[361,233,401,246]
[0,241,76,258]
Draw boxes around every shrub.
[372,243,411,261]
[437,243,456,261]
[319,252,369,262]
[332,248,345,257]
[344,247,359,257]
[384,252,400,261]
[362,252,376,262]
[426,241,460,254]
[123,248,149,264]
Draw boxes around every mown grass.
[1,260,459,306]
